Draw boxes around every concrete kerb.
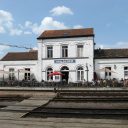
[0,87,128,91]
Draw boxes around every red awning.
[48,71,64,76]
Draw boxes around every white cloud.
[25,21,41,34]
[25,17,68,34]
[50,6,73,16]
[0,26,5,33]
[116,41,128,48]
[41,17,68,29]
[0,10,83,36]
[24,17,85,35]
[0,10,13,34]
[0,11,69,35]
[96,41,128,49]
[25,21,33,28]
[10,28,23,36]
[0,10,23,36]
[0,10,13,23]
[73,25,83,29]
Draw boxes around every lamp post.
[3,65,5,81]
[105,67,106,79]
[18,69,19,81]
[85,63,89,84]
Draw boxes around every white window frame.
[62,45,68,58]
[105,67,111,76]
[24,68,30,80]
[47,46,53,58]
[105,67,111,79]
[55,75,59,80]
[77,67,84,81]
[124,66,128,78]
[47,67,53,81]
[77,45,83,57]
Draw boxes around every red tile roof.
[37,28,94,39]
[1,48,128,61]
[95,49,128,59]
[1,50,37,61]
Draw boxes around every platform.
[0,86,128,91]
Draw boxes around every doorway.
[61,66,69,83]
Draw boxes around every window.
[62,45,68,57]
[47,46,53,58]
[55,75,59,80]
[24,68,30,80]
[47,68,53,81]
[124,66,128,78]
[9,68,15,80]
[77,67,84,81]
[77,45,83,57]
[105,67,111,79]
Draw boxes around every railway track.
[0,90,128,119]
[23,107,128,119]
[22,90,128,119]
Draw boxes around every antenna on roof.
[0,43,32,50]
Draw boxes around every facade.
[95,49,128,81]
[0,51,38,81]
[0,28,128,83]
[37,28,95,82]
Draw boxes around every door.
[61,66,69,83]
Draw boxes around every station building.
[37,28,94,82]
[0,28,128,83]
[0,50,38,81]
[95,49,128,81]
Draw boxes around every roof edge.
[37,28,94,40]
[37,34,94,40]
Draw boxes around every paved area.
[47,101,128,109]
[0,93,55,118]
[0,116,127,128]
[0,91,127,128]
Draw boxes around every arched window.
[61,66,69,71]
[47,67,53,81]
[77,67,84,81]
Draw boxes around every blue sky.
[0,0,128,58]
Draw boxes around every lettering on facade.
[54,59,76,63]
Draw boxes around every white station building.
[0,28,128,83]
[0,51,38,81]
[37,28,94,82]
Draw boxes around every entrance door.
[61,66,69,83]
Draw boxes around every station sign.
[54,59,76,63]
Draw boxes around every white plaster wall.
[95,58,128,81]
[38,37,94,82]
[0,60,38,81]
[37,40,43,81]
[41,37,94,58]
[41,59,93,82]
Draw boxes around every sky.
[0,0,128,58]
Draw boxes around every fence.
[0,79,127,88]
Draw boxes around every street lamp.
[3,65,5,81]
[85,63,89,84]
